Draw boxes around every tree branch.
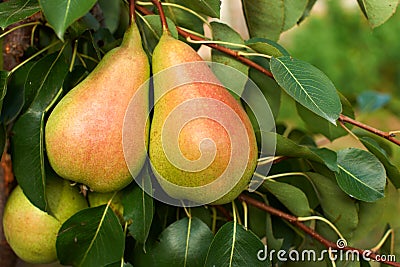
[239,194,400,266]
[150,0,168,32]
[339,114,400,146]
[136,4,400,147]
[0,143,16,267]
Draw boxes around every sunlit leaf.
[242,0,284,41]
[245,38,289,58]
[282,0,308,31]
[39,0,97,40]
[357,0,399,28]
[204,221,268,266]
[335,148,386,202]
[270,56,342,124]
[57,205,125,267]
[11,52,68,211]
[0,0,40,29]
[298,0,318,24]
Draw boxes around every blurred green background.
[283,0,400,100]
[278,0,400,165]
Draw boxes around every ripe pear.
[3,177,87,263]
[45,22,149,192]
[149,32,258,205]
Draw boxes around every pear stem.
[129,0,136,24]
[136,4,400,148]
[151,0,169,32]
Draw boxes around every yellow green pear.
[88,191,124,223]
[2,177,88,263]
[45,22,149,192]
[149,32,258,205]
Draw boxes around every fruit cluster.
[3,21,257,264]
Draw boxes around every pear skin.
[45,23,149,192]
[3,179,87,263]
[150,32,258,205]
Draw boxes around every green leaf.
[297,92,354,141]
[307,172,359,238]
[134,217,213,267]
[57,205,125,267]
[11,52,68,211]
[98,0,121,33]
[0,70,10,116]
[211,21,249,97]
[67,13,100,40]
[164,0,205,44]
[243,68,281,122]
[262,180,311,216]
[352,186,390,248]
[242,0,284,41]
[261,132,338,172]
[270,56,342,124]
[358,0,399,28]
[245,38,289,58]
[137,15,178,58]
[1,63,34,124]
[204,221,268,267]
[182,0,220,18]
[282,0,308,31]
[264,198,284,252]
[336,148,386,202]
[0,0,40,29]
[360,137,400,188]
[123,166,154,244]
[298,0,318,24]
[39,0,97,40]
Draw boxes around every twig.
[238,194,400,267]
[339,114,400,146]
[150,0,168,31]
[129,0,136,23]
[136,4,400,147]
[215,205,232,221]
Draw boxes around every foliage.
[1,0,400,266]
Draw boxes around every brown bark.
[0,144,16,267]
[1,9,41,267]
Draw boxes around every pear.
[88,191,124,223]
[2,177,87,263]
[45,22,149,192]
[149,32,258,205]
